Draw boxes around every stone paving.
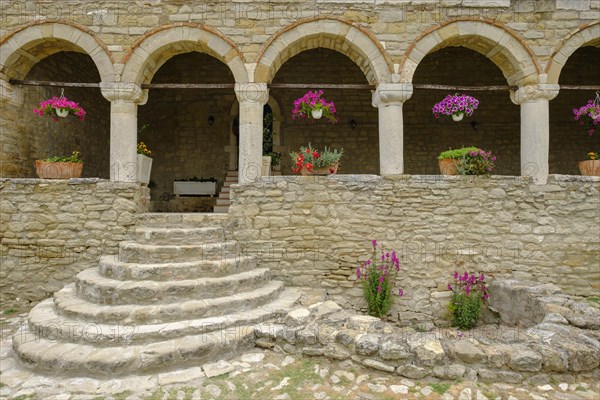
[2,312,600,400]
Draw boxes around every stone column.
[235,83,269,184]
[511,84,559,185]
[100,83,147,182]
[372,83,413,175]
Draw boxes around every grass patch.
[113,390,132,400]
[430,383,451,394]
[144,388,165,400]
[2,309,17,315]
[0,382,5,388]
[11,395,35,400]
[576,385,587,391]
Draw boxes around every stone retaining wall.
[0,179,149,307]
[229,174,600,325]
[254,279,600,383]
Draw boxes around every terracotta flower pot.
[35,160,83,179]
[579,160,600,176]
[300,162,339,176]
[439,158,460,175]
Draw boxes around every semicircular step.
[75,267,272,305]
[54,281,285,324]
[98,255,258,281]
[117,241,240,263]
[130,226,225,245]
[28,288,301,345]
[12,324,255,377]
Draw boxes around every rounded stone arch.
[121,23,248,85]
[399,19,540,86]
[254,17,392,85]
[0,21,115,82]
[546,22,600,85]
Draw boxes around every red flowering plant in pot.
[290,143,343,175]
[573,93,600,176]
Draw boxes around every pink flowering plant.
[573,96,600,136]
[356,240,404,318]
[458,148,496,175]
[433,93,479,119]
[292,90,337,123]
[34,96,86,121]
[447,271,489,330]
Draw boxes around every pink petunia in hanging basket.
[291,90,338,123]
[34,96,87,122]
[433,93,479,121]
[573,95,600,136]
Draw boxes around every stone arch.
[546,22,600,85]
[121,23,248,85]
[399,18,540,86]
[254,17,392,85]
[0,21,115,82]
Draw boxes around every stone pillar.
[100,83,147,182]
[511,84,559,185]
[372,83,413,175]
[235,83,269,184]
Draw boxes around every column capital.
[372,83,413,107]
[100,82,147,104]
[235,83,269,105]
[510,84,560,105]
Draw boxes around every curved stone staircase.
[12,213,300,377]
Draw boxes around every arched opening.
[272,48,378,175]
[7,51,109,178]
[405,47,519,175]
[549,46,600,174]
[138,52,235,211]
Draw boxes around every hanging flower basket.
[33,93,86,122]
[433,94,479,121]
[573,93,600,136]
[292,90,338,123]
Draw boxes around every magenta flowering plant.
[447,271,489,330]
[458,148,496,175]
[573,96,600,136]
[356,240,404,318]
[34,96,86,121]
[433,93,479,120]
[292,90,337,123]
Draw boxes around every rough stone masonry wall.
[229,174,600,326]
[0,179,149,308]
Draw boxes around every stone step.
[213,205,230,214]
[130,226,224,245]
[227,171,238,177]
[27,288,301,345]
[12,324,255,376]
[98,255,258,281]
[218,192,230,200]
[221,187,231,193]
[137,213,230,228]
[54,281,285,324]
[216,199,231,206]
[75,267,272,305]
[117,241,239,263]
